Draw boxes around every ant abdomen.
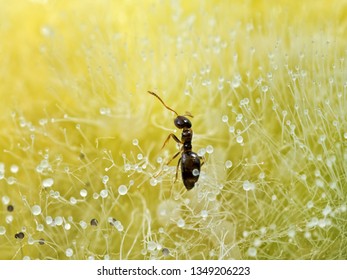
[181,151,201,190]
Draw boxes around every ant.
[148,91,202,190]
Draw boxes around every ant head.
[174,115,191,129]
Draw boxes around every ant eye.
[174,116,191,128]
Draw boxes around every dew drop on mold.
[243,180,255,191]
[150,178,158,186]
[225,160,232,169]
[2,196,10,205]
[70,197,77,204]
[55,216,63,226]
[10,165,19,174]
[307,201,314,209]
[253,238,262,247]
[79,220,87,229]
[102,175,109,184]
[42,178,54,188]
[45,216,53,225]
[6,215,13,224]
[100,189,108,198]
[247,247,257,257]
[36,224,44,232]
[206,145,214,154]
[192,169,199,176]
[118,185,127,195]
[236,135,243,144]
[147,241,157,252]
[137,153,143,160]
[80,189,87,197]
[31,205,41,216]
[197,148,206,157]
[64,223,71,230]
[200,210,208,218]
[177,218,185,228]
[0,226,6,235]
[65,248,73,257]
[162,248,170,256]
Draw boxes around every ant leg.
[162,133,182,149]
[154,151,181,178]
[166,150,181,165]
[175,157,182,182]
[199,156,205,167]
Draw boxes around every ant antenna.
[148,91,178,116]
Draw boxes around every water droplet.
[42,178,54,188]
[206,145,214,154]
[137,153,143,160]
[162,248,170,256]
[315,179,324,188]
[247,247,257,257]
[236,135,243,144]
[55,216,63,226]
[225,160,232,169]
[0,226,6,235]
[64,223,71,230]
[307,201,314,209]
[36,224,44,232]
[243,180,255,191]
[65,248,73,257]
[200,210,208,218]
[197,148,206,156]
[10,165,19,174]
[132,139,139,146]
[100,189,108,198]
[41,25,54,37]
[100,175,109,185]
[192,169,200,176]
[79,220,87,229]
[2,196,10,205]
[45,216,53,225]
[31,205,41,216]
[150,178,157,186]
[147,241,157,252]
[177,218,185,228]
[80,189,87,197]
[70,197,77,204]
[7,177,16,185]
[253,238,262,247]
[118,185,127,195]
[99,107,111,115]
[322,205,332,216]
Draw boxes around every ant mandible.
[148,91,202,190]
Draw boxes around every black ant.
[148,91,202,190]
